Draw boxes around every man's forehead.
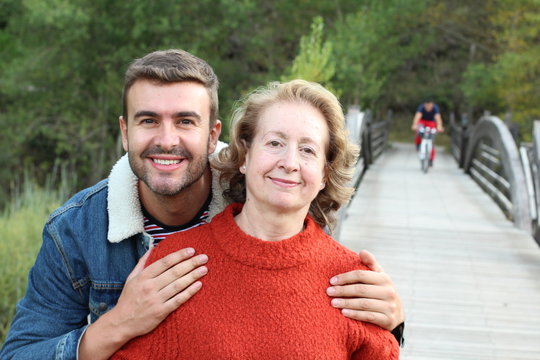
[127,80,210,116]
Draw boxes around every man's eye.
[179,119,193,125]
[142,118,155,124]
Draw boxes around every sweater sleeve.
[351,323,400,360]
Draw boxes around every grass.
[0,175,72,345]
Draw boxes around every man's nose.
[155,122,179,150]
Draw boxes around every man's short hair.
[122,49,219,127]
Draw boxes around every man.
[411,99,445,166]
[1,49,404,360]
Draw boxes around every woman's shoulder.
[146,223,213,265]
[315,230,370,272]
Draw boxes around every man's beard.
[129,145,209,196]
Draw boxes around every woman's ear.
[240,138,249,150]
[240,139,250,174]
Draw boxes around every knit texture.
[113,203,399,359]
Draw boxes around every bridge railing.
[519,121,540,240]
[454,114,532,233]
[334,106,391,240]
[449,112,469,168]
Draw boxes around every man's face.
[424,102,434,112]
[120,79,221,197]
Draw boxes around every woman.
[113,80,400,359]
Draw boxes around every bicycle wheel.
[419,140,429,173]
[421,157,429,173]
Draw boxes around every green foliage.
[331,0,431,110]
[0,0,358,207]
[281,16,339,96]
[2,0,539,199]
[488,0,540,131]
[0,182,65,344]
[461,63,503,113]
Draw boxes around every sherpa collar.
[107,149,228,243]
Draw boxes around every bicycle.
[417,124,437,173]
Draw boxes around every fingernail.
[186,248,195,256]
[342,309,352,316]
[330,277,338,285]
[331,299,342,307]
[326,287,336,295]
[197,266,208,276]
[197,254,208,264]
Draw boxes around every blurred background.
[1,0,539,343]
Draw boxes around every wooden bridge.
[339,141,540,359]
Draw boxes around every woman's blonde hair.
[211,79,359,231]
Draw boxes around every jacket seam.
[47,221,85,300]
[47,180,108,223]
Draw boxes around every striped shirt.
[143,194,212,246]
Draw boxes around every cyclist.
[411,99,444,166]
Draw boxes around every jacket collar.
[107,151,227,243]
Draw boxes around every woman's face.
[241,100,329,215]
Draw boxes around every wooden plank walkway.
[339,142,540,360]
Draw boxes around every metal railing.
[453,115,532,233]
[519,121,540,240]
[449,112,469,168]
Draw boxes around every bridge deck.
[339,142,540,360]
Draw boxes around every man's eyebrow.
[134,110,159,118]
[133,111,202,121]
[175,111,202,121]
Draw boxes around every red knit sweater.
[113,203,399,359]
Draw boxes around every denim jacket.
[0,153,227,360]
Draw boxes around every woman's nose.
[279,147,299,172]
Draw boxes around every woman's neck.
[234,202,309,241]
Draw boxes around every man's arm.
[0,225,92,360]
[0,223,208,360]
[78,248,208,360]
[435,113,444,132]
[326,250,404,333]
[411,111,422,130]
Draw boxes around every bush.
[0,181,65,345]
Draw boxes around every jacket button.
[98,302,107,311]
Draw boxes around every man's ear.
[119,116,129,152]
[208,119,222,155]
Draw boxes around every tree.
[281,16,339,96]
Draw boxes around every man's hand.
[326,250,404,331]
[79,247,208,360]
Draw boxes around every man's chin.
[149,185,188,197]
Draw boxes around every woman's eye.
[302,147,315,155]
[269,140,281,147]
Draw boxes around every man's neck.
[139,168,212,227]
